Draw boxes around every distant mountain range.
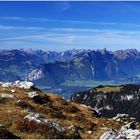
[1,48,140,87]
[26,48,140,86]
[0,49,81,82]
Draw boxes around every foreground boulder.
[23,113,81,139]
[100,121,140,139]
[24,113,66,133]
[66,125,81,139]
[117,129,140,139]
[120,121,136,131]
[100,130,118,139]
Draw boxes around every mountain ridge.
[26,48,140,87]
[71,84,140,121]
[0,49,84,82]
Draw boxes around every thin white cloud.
[0,16,24,20]
[0,24,46,30]
[0,33,75,44]
[1,16,140,28]
[50,28,140,37]
[0,25,15,30]
[60,2,71,12]
[0,16,132,26]
[1,28,140,47]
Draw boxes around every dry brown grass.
[0,85,137,139]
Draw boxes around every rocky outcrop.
[113,114,129,120]
[1,81,34,89]
[0,49,83,82]
[66,125,81,139]
[100,130,118,139]
[100,121,140,139]
[28,91,39,98]
[18,113,81,139]
[27,49,140,86]
[24,113,66,133]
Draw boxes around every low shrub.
[33,95,50,105]
[16,119,37,133]
[60,99,68,105]
[16,118,64,139]
[0,97,7,104]
[15,100,33,110]
[68,106,79,113]
[52,110,66,119]
[0,125,20,139]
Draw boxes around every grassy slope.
[0,85,138,139]
[95,86,123,93]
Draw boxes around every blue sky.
[1,1,140,51]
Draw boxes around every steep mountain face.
[27,49,140,86]
[71,84,140,121]
[0,49,81,82]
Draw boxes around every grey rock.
[113,114,129,120]
[1,81,34,89]
[120,121,136,131]
[100,122,140,140]
[24,113,65,133]
[28,91,39,98]
[100,130,118,140]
